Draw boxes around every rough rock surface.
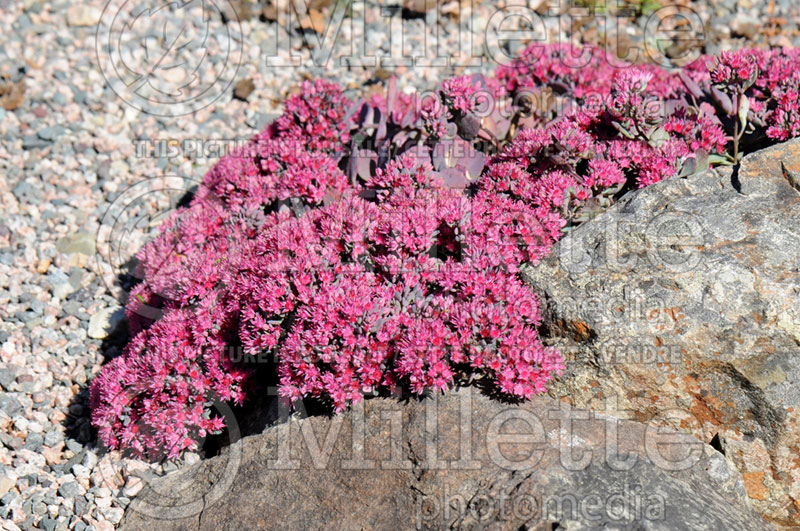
[119,389,767,530]
[523,139,800,526]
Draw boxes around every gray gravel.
[1,0,798,529]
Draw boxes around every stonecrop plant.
[90,44,800,459]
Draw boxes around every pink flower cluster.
[91,45,800,460]
[231,154,562,412]
[89,309,246,459]
[495,49,723,192]
[440,75,479,114]
[740,48,800,141]
[495,43,686,104]
[709,50,758,87]
[271,78,353,151]
[680,48,800,143]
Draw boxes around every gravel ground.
[1,0,799,529]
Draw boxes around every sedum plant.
[91,44,800,460]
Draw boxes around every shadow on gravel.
[62,321,130,456]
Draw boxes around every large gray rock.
[523,139,800,525]
[120,389,768,530]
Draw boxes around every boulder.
[523,139,800,525]
[120,389,768,530]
